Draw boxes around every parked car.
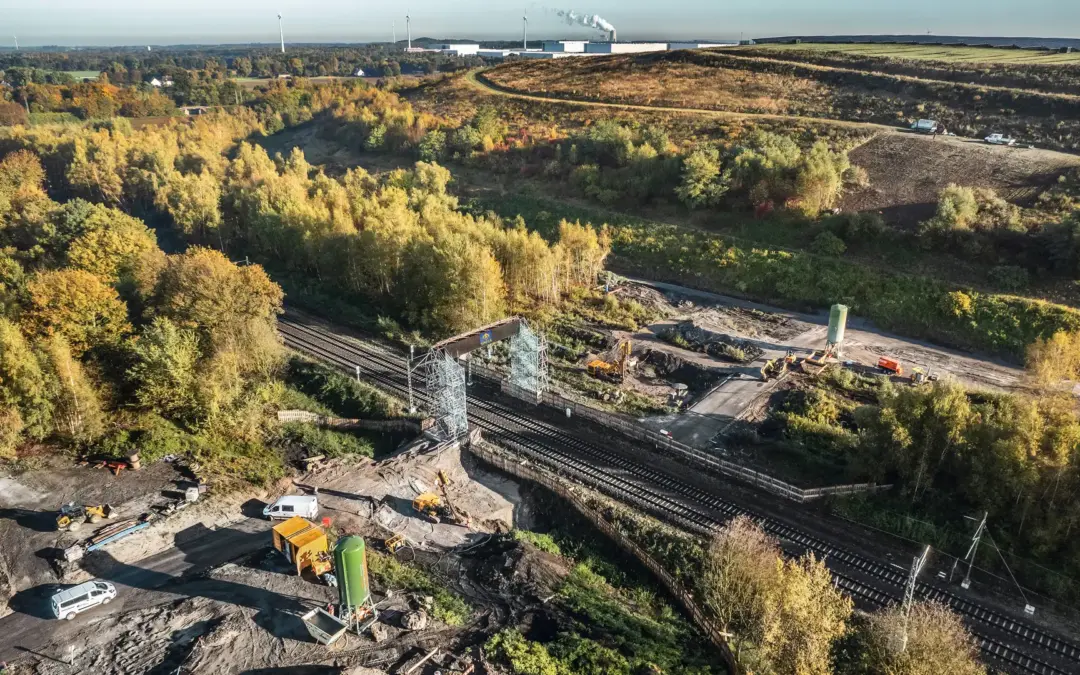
[984,133,1017,146]
[51,580,116,620]
[911,119,944,135]
[262,495,319,521]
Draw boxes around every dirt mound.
[666,321,765,363]
[841,132,1079,223]
[467,537,571,606]
[641,349,725,396]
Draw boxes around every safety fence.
[496,381,889,503]
[468,437,740,674]
[276,410,434,434]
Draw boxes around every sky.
[0,0,1074,47]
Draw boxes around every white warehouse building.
[584,42,668,54]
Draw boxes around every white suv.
[51,580,117,620]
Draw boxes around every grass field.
[60,70,101,81]
[752,43,1080,65]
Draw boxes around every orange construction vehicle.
[587,340,632,383]
[272,516,333,577]
[877,357,903,376]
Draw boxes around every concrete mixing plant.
[300,534,379,645]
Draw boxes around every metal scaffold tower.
[508,321,549,397]
[424,350,468,441]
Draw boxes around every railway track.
[278,314,1079,675]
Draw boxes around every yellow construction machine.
[761,351,797,381]
[412,493,454,524]
[412,471,469,526]
[56,503,115,532]
[587,339,632,383]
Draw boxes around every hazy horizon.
[0,0,1074,48]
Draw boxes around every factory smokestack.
[553,9,616,41]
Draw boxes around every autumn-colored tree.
[65,208,158,284]
[862,601,985,675]
[21,269,131,355]
[0,318,52,443]
[149,247,283,376]
[41,335,105,442]
[703,516,852,674]
[1026,330,1080,386]
[0,101,28,127]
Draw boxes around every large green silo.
[827,304,849,346]
[334,535,371,608]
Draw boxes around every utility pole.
[897,545,930,653]
[406,345,416,413]
[962,512,988,590]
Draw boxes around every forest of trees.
[0,79,612,480]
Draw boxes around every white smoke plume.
[552,9,615,35]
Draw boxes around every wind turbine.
[523,11,528,51]
[277,13,285,54]
[393,20,396,45]
[406,13,412,51]
[13,36,18,51]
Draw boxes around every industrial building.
[585,42,669,54]
[406,36,737,60]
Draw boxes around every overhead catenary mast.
[277,13,285,54]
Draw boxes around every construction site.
[0,301,1076,675]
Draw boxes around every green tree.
[126,317,201,421]
[676,147,729,208]
[418,129,447,162]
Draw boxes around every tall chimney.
[609,28,617,43]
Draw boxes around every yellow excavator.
[587,339,632,383]
[56,503,114,532]
[412,471,469,526]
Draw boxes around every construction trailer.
[272,516,332,577]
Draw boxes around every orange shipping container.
[877,357,903,375]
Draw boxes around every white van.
[51,580,117,620]
[262,495,319,521]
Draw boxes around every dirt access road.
[0,516,270,666]
[622,277,1026,449]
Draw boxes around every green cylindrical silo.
[334,535,371,608]
[827,304,848,345]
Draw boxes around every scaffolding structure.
[508,321,549,397]
[424,350,468,441]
